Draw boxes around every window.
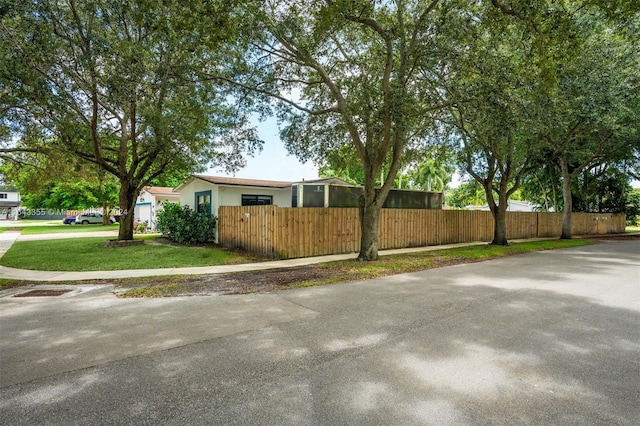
[195,191,212,215]
[0,194,6,199]
[241,194,273,206]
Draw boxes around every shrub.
[157,202,217,244]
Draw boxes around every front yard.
[92,239,597,297]
[1,238,604,295]
[0,236,262,271]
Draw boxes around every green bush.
[157,202,217,244]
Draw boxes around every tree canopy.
[524,2,640,237]
[1,0,260,239]
[229,0,453,260]
[1,0,637,252]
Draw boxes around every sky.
[207,117,319,182]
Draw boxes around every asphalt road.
[1,241,638,425]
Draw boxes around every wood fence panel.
[609,213,626,233]
[440,210,453,244]
[537,213,562,237]
[481,211,495,241]
[395,208,437,247]
[573,213,625,235]
[274,207,362,258]
[506,212,538,239]
[218,207,627,259]
[218,205,277,257]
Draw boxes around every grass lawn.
[0,239,595,294]
[0,236,255,271]
[0,219,63,228]
[18,223,121,234]
[0,219,58,225]
[290,239,594,287]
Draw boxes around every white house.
[175,175,294,218]
[177,174,446,215]
[0,186,21,220]
[465,200,538,212]
[134,186,181,230]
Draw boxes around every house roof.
[294,177,354,186]
[144,186,180,196]
[192,175,294,189]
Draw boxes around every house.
[0,186,21,220]
[178,174,443,215]
[177,174,445,242]
[464,200,537,212]
[175,175,294,217]
[134,186,181,229]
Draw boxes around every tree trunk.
[491,192,509,246]
[560,156,573,239]
[358,201,381,261]
[117,179,138,240]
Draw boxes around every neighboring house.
[134,186,181,230]
[0,186,21,219]
[465,200,537,212]
[175,175,294,218]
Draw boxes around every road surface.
[1,241,638,425]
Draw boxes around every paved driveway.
[1,241,638,425]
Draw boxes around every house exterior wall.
[217,186,292,210]
[178,178,292,242]
[135,189,155,226]
[0,190,20,203]
[180,179,291,217]
[179,179,220,212]
[135,189,180,229]
[0,189,21,219]
[465,201,536,212]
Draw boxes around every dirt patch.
[113,265,343,297]
[111,253,483,297]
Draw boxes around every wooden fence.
[218,206,626,259]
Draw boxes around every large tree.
[539,13,638,238]
[0,0,260,240]
[228,0,450,260]
[441,3,539,245]
[499,1,640,238]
